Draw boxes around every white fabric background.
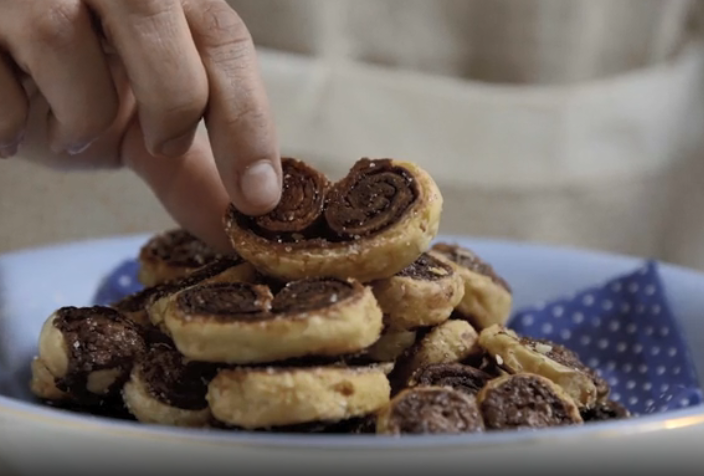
[3,0,704,269]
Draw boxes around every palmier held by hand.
[151,277,383,364]
[224,157,443,283]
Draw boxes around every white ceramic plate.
[1,235,703,475]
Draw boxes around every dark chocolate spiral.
[480,375,580,430]
[386,388,484,435]
[324,159,418,239]
[53,307,146,392]
[410,363,492,397]
[397,253,452,281]
[142,229,221,268]
[254,158,329,234]
[140,343,216,410]
[581,400,630,423]
[176,283,272,321]
[271,277,356,313]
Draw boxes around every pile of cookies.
[30,157,629,435]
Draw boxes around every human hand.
[0,0,282,251]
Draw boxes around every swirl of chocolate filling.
[141,229,221,269]
[140,343,217,410]
[520,337,610,399]
[325,159,418,239]
[431,243,511,292]
[53,306,146,394]
[410,363,492,397]
[176,282,272,321]
[581,400,630,422]
[271,277,357,314]
[480,374,580,430]
[396,252,453,281]
[146,257,248,305]
[228,158,419,244]
[254,158,329,234]
[386,387,485,435]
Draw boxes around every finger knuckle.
[161,91,207,121]
[117,0,176,17]
[30,2,81,48]
[226,102,269,132]
[195,1,252,51]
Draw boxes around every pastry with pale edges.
[391,320,480,390]
[138,229,223,287]
[38,306,145,400]
[365,328,417,362]
[371,252,464,330]
[224,157,443,283]
[478,325,600,408]
[208,365,390,429]
[144,257,257,327]
[431,243,512,329]
[122,343,217,427]
[30,356,69,402]
[151,277,383,364]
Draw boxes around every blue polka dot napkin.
[93,259,702,416]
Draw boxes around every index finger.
[183,0,281,216]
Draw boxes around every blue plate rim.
[2,234,704,449]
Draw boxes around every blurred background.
[4,0,704,268]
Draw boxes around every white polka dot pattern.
[510,261,702,415]
[95,260,702,417]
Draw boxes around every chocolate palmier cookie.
[224,157,443,283]
[153,277,383,364]
[376,386,484,435]
[478,325,598,408]
[478,373,583,431]
[38,306,145,399]
[138,229,224,286]
[366,328,417,362]
[122,343,216,427]
[145,257,257,327]
[392,320,480,389]
[208,365,390,429]
[431,243,512,329]
[30,357,69,402]
[407,363,492,397]
[581,400,631,423]
[371,252,464,330]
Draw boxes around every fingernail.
[0,133,24,159]
[157,130,196,158]
[67,141,94,156]
[240,161,281,211]
[0,143,18,159]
